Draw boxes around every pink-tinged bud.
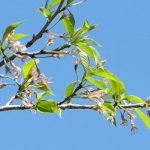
[146,97,150,105]
[121,114,127,126]
[74,59,80,65]
[130,120,138,133]
[11,63,21,79]
[47,33,55,46]
[15,54,27,60]
[38,73,51,85]
[0,74,4,78]
[53,53,64,58]
[68,50,76,56]
[58,33,69,40]
[0,83,7,89]
[107,115,114,123]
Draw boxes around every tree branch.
[17,44,71,58]
[26,0,65,48]
[6,95,17,106]
[0,0,66,67]
[0,44,71,67]
[59,103,150,110]
[0,105,33,112]
[0,103,149,113]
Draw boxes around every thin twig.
[16,44,71,58]
[0,105,34,112]
[0,0,66,67]
[6,95,17,106]
[26,0,65,48]
[0,44,71,67]
[58,81,83,105]
[58,73,86,105]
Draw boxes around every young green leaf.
[37,92,47,101]
[78,38,100,46]
[45,0,50,9]
[67,0,74,5]
[36,100,61,116]
[83,20,97,30]
[66,82,77,97]
[2,21,23,43]
[68,12,75,28]
[23,59,37,79]
[77,43,101,65]
[61,16,74,37]
[134,108,150,130]
[88,68,126,95]
[85,76,107,90]
[50,0,61,9]
[125,95,145,103]
[12,33,28,40]
[71,20,98,43]
[78,50,90,71]
[38,8,51,20]
[37,84,54,96]
[102,102,116,115]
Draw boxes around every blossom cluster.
[7,33,27,52]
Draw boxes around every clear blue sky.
[0,0,150,149]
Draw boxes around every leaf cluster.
[0,0,149,132]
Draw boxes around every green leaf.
[71,20,98,43]
[125,95,145,103]
[37,84,54,96]
[77,43,95,59]
[38,7,51,20]
[37,92,47,101]
[79,50,90,71]
[50,0,61,9]
[66,82,76,97]
[62,16,74,37]
[85,76,107,90]
[2,21,23,43]
[79,38,100,46]
[88,68,126,95]
[12,33,28,40]
[102,102,116,114]
[68,12,75,28]
[134,108,150,130]
[45,0,50,9]
[77,43,101,65]
[83,20,97,30]
[36,100,61,116]
[23,59,37,79]
[67,0,74,5]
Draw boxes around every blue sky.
[0,0,150,149]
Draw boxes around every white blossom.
[85,90,105,106]
[10,41,27,52]
[7,34,27,52]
